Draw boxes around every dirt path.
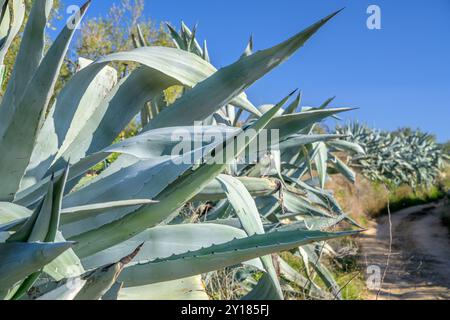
[359,201,450,300]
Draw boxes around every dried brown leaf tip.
[119,243,145,266]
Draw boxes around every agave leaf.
[60,200,158,225]
[37,278,86,300]
[278,257,331,299]
[0,0,49,133]
[268,108,354,141]
[0,202,31,225]
[70,93,291,258]
[73,245,143,300]
[241,273,281,301]
[280,214,346,232]
[101,125,239,160]
[206,218,245,229]
[0,0,6,13]
[7,167,68,243]
[136,24,147,47]
[281,189,333,219]
[77,57,94,70]
[101,281,123,300]
[278,134,343,151]
[216,175,267,236]
[331,155,356,184]
[32,244,142,300]
[283,145,316,181]
[256,104,281,117]
[314,142,328,189]
[0,0,25,65]
[73,265,123,300]
[119,276,209,300]
[327,140,366,155]
[0,1,11,49]
[166,23,185,50]
[226,105,236,124]
[118,229,357,287]
[255,196,280,220]
[202,40,210,62]
[0,241,73,291]
[204,199,232,221]
[241,34,253,58]
[21,63,118,189]
[180,22,203,56]
[187,24,201,55]
[44,232,85,281]
[5,200,45,243]
[194,177,279,202]
[0,231,11,243]
[81,224,262,271]
[216,174,283,299]
[283,91,302,115]
[94,47,258,116]
[298,244,342,299]
[284,176,342,213]
[318,96,336,110]
[145,10,342,131]
[6,167,69,299]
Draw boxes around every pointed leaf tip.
[120,243,144,266]
[306,8,343,33]
[329,7,345,19]
[269,91,299,116]
[80,0,92,14]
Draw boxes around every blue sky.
[58,0,450,142]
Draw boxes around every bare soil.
[358,201,450,300]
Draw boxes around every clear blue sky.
[58,0,450,142]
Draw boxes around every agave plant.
[150,22,364,299]
[0,1,359,301]
[337,122,445,188]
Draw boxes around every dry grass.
[439,164,450,191]
[326,175,389,226]
[326,171,446,226]
[203,268,258,300]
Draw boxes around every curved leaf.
[81,224,262,271]
[118,229,357,287]
[216,174,283,299]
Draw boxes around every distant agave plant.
[337,122,445,188]
[0,0,358,301]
